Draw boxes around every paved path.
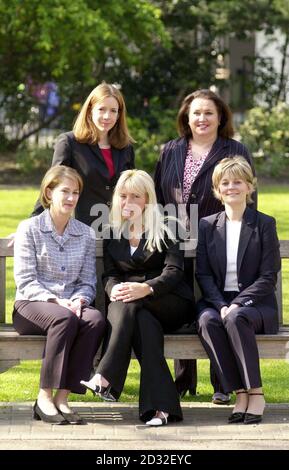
[1,402,289,450]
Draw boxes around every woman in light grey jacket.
[13,166,105,425]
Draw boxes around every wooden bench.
[1,237,289,373]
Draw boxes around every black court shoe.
[228,412,245,424]
[55,406,85,425]
[243,412,263,425]
[244,393,264,425]
[33,401,67,425]
[228,391,248,424]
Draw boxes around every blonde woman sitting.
[81,169,194,426]
[196,157,280,424]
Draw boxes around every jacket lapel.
[111,147,121,175]
[214,211,227,281]
[237,207,256,272]
[174,138,188,189]
[194,137,230,182]
[108,236,155,268]
[87,143,110,178]
[131,237,156,264]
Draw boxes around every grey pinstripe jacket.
[14,209,96,304]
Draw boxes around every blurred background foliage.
[0,0,288,177]
[240,103,289,178]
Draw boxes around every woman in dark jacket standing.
[154,89,256,401]
[32,82,135,227]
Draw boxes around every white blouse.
[224,219,242,292]
[130,245,138,256]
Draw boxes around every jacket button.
[59,247,64,252]
[105,186,110,190]
[238,283,242,288]
[191,194,196,200]
[107,201,111,207]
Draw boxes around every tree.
[0,0,168,148]
[109,1,278,130]
[239,102,289,177]
[271,0,289,103]
[119,0,289,126]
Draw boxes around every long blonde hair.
[73,82,134,148]
[110,170,177,252]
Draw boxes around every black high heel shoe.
[80,380,117,402]
[33,401,67,425]
[55,406,85,425]
[228,391,248,424]
[244,393,264,425]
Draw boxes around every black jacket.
[32,131,135,226]
[196,207,281,333]
[103,236,193,302]
[154,136,256,220]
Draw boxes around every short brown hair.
[73,82,134,149]
[212,156,257,204]
[40,165,83,208]
[177,89,234,139]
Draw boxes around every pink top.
[182,145,208,203]
[100,148,115,179]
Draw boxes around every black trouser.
[174,360,224,395]
[97,294,192,422]
[13,300,106,394]
[174,258,225,395]
[196,296,264,393]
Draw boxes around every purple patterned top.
[182,145,208,203]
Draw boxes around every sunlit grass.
[0,185,289,402]
[2,358,289,404]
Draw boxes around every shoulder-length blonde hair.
[212,156,257,204]
[40,165,83,208]
[177,89,234,140]
[73,82,134,148]
[110,169,176,252]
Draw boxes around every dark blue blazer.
[196,207,281,334]
[154,136,256,220]
[32,131,135,226]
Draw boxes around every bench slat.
[1,325,289,361]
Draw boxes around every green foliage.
[239,103,289,178]
[129,110,177,173]
[1,0,289,149]
[115,0,289,127]
[0,0,168,84]
[0,0,168,147]
[15,147,53,174]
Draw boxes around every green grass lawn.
[0,185,289,403]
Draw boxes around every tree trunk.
[6,112,61,151]
[275,32,289,104]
